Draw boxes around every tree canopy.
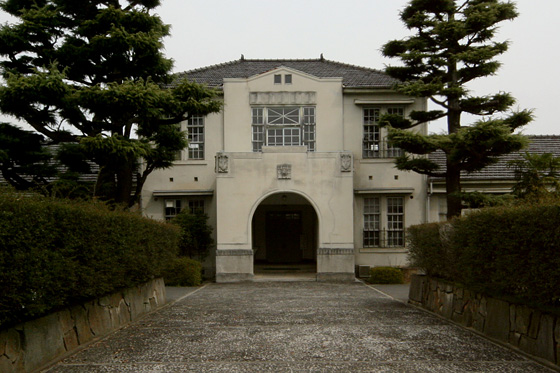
[0,122,55,190]
[0,0,221,206]
[510,152,560,200]
[382,0,532,218]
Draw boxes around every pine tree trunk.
[446,162,462,219]
[115,160,134,206]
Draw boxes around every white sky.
[1,0,558,135]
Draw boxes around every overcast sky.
[1,0,558,135]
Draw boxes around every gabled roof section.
[172,57,398,89]
[429,135,560,181]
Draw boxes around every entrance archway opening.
[252,192,318,275]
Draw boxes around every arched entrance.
[252,192,318,274]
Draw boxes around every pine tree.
[0,0,221,206]
[382,0,532,218]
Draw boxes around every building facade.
[141,57,430,282]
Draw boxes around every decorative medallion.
[341,153,352,172]
[277,164,291,179]
[216,153,229,173]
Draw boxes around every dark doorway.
[265,211,302,263]
[252,193,317,274]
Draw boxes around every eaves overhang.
[152,190,214,197]
[354,188,414,195]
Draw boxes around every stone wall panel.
[0,278,165,372]
[409,275,559,368]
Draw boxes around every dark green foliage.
[0,122,56,190]
[367,267,404,284]
[162,257,202,287]
[0,123,96,199]
[407,223,453,279]
[171,210,214,261]
[382,0,533,218]
[0,188,180,329]
[0,0,221,207]
[407,201,560,306]
[509,152,560,200]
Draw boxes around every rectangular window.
[284,74,292,84]
[303,107,316,151]
[164,199,181,220]
[187,116,204,160]
[274,74,282,84]
[363,197,405,248]
[363,198,380,247]
[251,106,315,151]
[386,107,404,158]
[387,197,404,247]
[188,199,205,214]
[363,108,380,158]
[362,107,405,158]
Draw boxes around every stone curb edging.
[0,278,166,373]
[409,274,560,370]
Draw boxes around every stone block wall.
[0,278,166,373]
[409,275,559,367]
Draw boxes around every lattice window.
[363,108,381,158]
[251,106,315,151]
[164,199,181,221]
[387,197,404,247]
[187,116,204,160]
[363,198,380,247]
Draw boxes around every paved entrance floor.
[45,282,554,372]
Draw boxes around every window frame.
[362,106,405,159]
[362,196,405,248]
[186,116,205,160]
[164,199,181,221]
[188,199,205,214]
[251,106,316,152]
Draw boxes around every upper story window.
[187,116,205,160]
[274,74,292,84]
[252,106,315,152]
[363,107,404,159]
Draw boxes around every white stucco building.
[141,57,430,282]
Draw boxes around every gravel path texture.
[44,282,555,372]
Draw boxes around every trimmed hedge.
[162,257,202,287]
[367,267,404,284]
[407,201,560,306]
[0,189,180,329]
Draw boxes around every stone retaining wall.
[409,274,559,367]
[0,277,166,373]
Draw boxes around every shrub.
[0,188,180,329]
[162,257,202,286]
[407,222,452,279]
[171,210,214,261]
[367,267,404,284]
[407,199,560,306]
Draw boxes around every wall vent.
[355,265,370,278]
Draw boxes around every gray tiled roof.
[173,57,398,88]
[429,135,560,180]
